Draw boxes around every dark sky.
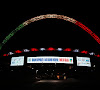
[0,7,100,55]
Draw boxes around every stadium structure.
[0,14,100,81]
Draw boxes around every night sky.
[0,7,100,55]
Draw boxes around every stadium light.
[8,52,14,55]
[3,54,8,56]
[73,49,79,52]
[57,48,63,51]
[89,52,95,55]
[40,48,46,51]
[23,49,30,52]
[36,70,38,74]
[93,65,95,67]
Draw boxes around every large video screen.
[76,57,91,67]
[10,56,24,66]
[27,56,73,64]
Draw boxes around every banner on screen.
[10,56,24,66]
[27,57,73,64]
[76,57,91,67]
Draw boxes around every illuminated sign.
[76,57,91,67]
[10,56,24,66]
[27,57,73,64]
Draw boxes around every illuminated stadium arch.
[0,14,100,51]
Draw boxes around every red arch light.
[75,21,100,44]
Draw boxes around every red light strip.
[31,48,39,51]
[64,48,72,51]
[47,47,56,51]
[3,54,8,56]
[95,54,100,57]
[15,50,22,53]
[80,50,88,54]
[75,21,100,44]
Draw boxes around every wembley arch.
[0,14,100,51]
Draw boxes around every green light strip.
[0,23,24,50]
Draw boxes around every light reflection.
[37,80,62,83]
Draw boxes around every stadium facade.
[0,47,99,80]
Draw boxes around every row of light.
[3,47,100,57]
